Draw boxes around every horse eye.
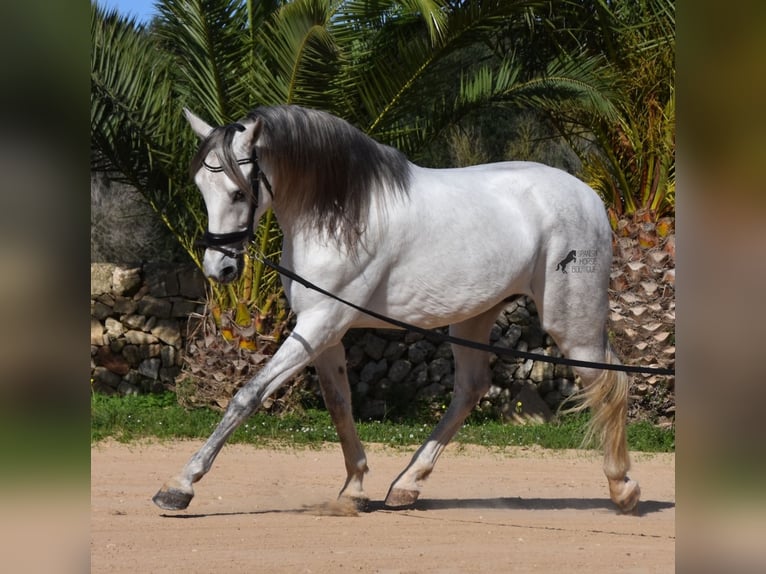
[232,190,245,202]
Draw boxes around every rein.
[255,253,675,377]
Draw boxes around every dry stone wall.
[337,297,574,423]
[90,263,206,395]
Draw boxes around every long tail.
[564,345,630,454]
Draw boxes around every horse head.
[185,108,271,283]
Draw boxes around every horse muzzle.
[203,249,243,284]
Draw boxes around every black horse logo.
[556,250,576,273]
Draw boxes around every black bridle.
[196,129,274,259]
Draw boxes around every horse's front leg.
[152,327,328,511]
[313,343,369,507]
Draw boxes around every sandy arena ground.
[91,440,674,573]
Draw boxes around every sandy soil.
[91,440,674,573]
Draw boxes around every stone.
[352,377,368,396]
[408,340,435,364]
[529,359,553,383]
[121,344,141,366]
[407,362,428,386]
[151,319,182,347]
[91,319,105,345]
[383,341,407,362]
[91,263,115,296]
[522,325,544,350]
[428,357,453,382]
[138,296,172,319]
[112,266,142,296]
[92,366,122,389]
[362,332,387,360]
[388,359,412,383]
[516,359,533,379]
[503,383,553,423]
[96,293,116,307]
[433,342,453,360]
[91,301,112,321]
[492,362,517,387]
[138,358,161,379]
[178,266,206,299]
[360,359,388,384]
[144,315,158,332]
[109,338,127,354]
[122,314,147,330]
[403,331,424,344]
[146,267,179,297]
[160,346,177,367]
[125,330,158,345]
[113,296,138,315]
[104,317,124,338]
[346,345,366,368]
[146,344,162,358]
[95,346,130,376]
[507,306,531,326]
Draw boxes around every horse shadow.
[366,497,674,517]
[159,496,673,519]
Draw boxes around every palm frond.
[155,0,252,123]
[91,4,178,187]
[255,0,345,108]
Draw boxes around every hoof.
[610,477,641,513]
[384,488,419,508]
[152,485,194,511]
[341,495,370,513]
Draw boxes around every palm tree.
[541,0,676,224]
[91,0,619,350]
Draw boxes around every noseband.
[196,123,274,259]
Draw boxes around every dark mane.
[189,105,411,246]
[251,106,411,243]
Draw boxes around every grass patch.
[91,392,674,452]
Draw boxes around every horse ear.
[249,116,263,144]
[183,108,213,140]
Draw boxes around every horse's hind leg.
[536,276,640,513]
[575,350,641,513]
[384,304,502,508]
[313,343,369,507]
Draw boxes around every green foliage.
[91,393,674,452]
[552,0,676,222]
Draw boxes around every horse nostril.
[221,265,237,281]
